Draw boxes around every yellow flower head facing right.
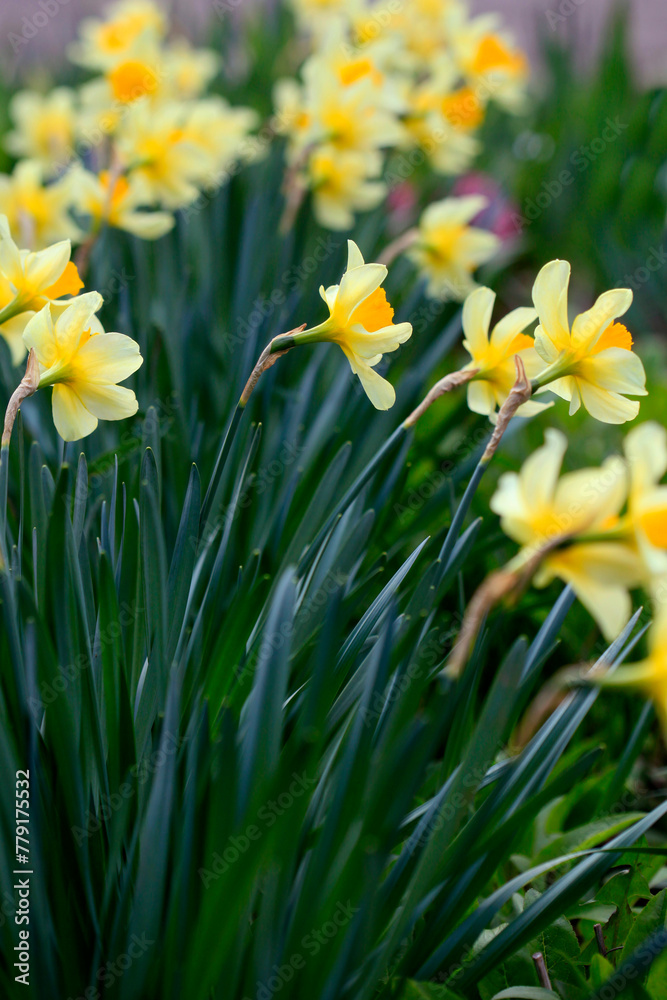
[531,260,647,424]
[22,291,143,441]
[294,240,412,410]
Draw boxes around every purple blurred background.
[1,0,665,88]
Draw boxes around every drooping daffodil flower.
[292,240,412,409]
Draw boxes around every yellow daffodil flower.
[491,428,642,640]
[5,88,78,175]
[68,0,166,71]
[0,161,82,250]
[408,196,501,301]
[71,167,174,240]
[0,216,83,364]
[116,102,205,209]
[293,240,412,409]
[401,80,481,176]
[180,98,259,186]
[299,55,405,157]
[460,285,547,420]
[531,260,647,424]
[451,12,529,113]
[22,292,143,441]
[162,41,221,100]
[308,147,386,230]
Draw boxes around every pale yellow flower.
[70,167,174,240]
[22,292,143,441]
[5,89,78,174]
[294,240,412,409]
[294,53,405,158]
[409,196,501,301]
[0,216,83,364]
[180,98,259,185]
[450,11,529,113]
[115,101,206,209]
[460,285,546,420]
[0,161,82,249]
[68,0,166,72]
[531,260,647,424]
[399,57,484,175]
[308,147,386,230]
[162,41,221,100]
[401,84,481,176]
[377,0,463,66]
[491,428,642,640]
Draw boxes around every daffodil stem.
[404,368,479,428]
[2,349,40,449]
[238,328,302,408]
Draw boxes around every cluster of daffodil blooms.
[275,0,528,235]
[1,215,143,445]
[0,0,257,251]
[426,257,647,425]
[2,210,664,740]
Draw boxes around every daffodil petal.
[577,381,640,424]
[577,347,647,396]
[343,321,412,359]
[532,259,571,351]
[624,421,667,491]
[533,324,561,364]
[22,305,57,368]
[545,543,640,640]
[343,349,396,410]
[54,292,103,354]
[466,378,495,415]
[519,427,567,512]
[75,382,139,420]
[75,332,143,384]
[571,288,633,350]
[51,383,98,441]
[553,457,627,534]
[489,306,538,355]
[346,240,365,269]
[24,241,72,293]
[462,285,495,358]
[335,263,387,324]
